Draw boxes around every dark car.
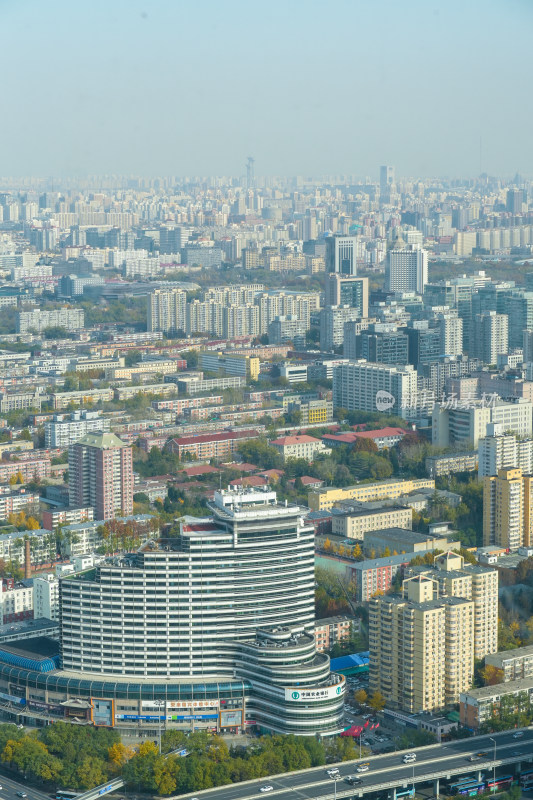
[345,777,363,786]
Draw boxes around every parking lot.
[342,672,397,754]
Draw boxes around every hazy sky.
[1,0,532,179]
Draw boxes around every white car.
[356,764,370,773]
[327,769,340,777]
[260,787,274,793]
[403,753,416,763]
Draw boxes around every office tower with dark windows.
[325,235,358,275]
[325,273,368,315]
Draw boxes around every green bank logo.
[291,691,300,700]
[336,686,342,695]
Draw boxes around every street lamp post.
[154,700,165,754]
[331,776,338,800]
[489,737,496,793]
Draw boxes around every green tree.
[75,756,108,789]
[237,438,283,470]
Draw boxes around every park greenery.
[0,722,119,788]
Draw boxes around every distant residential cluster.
[0,168,532,743]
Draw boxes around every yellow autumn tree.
[108,742,135,768]
[352,543,363,559]
[138,740,159,757]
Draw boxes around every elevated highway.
[176,728,533,800]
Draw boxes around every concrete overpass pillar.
[433,779,440,798]
[477,771,483,782]
[391,788,396,800]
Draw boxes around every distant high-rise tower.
[380,165,395,192]
[69,432,133,521]
[325,234,358,275]
[246,157,255,190]
[506,188,524,214]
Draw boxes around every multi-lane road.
[180,728,533,800]
[0,771,50,800]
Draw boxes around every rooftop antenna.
[246,156,255,191]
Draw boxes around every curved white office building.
[21,487,346,736]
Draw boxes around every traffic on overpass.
[178,728,533,800]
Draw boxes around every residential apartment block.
[33,573,60,621]
[270,435,331,462]
[148,288,186,334]
[308,478,435,512]
[166,429,260,461]
[331,505,413,540]
[432,399,533,448]
[483,467,533,551]
[333,360,418,420]
[315,616,357,652]
[177,375,245,395]
[370,574,474,712]
[199,351,260,380]
[0,489,39,522]
[17,307,84,333]
[425,451,478,478]
[42,506,94,531]
[460,677,533,730]
[45,410,110,448]
[404,552,499,661]
[485,644,533,683]
[478,423,533,478]
[68,432,133,521]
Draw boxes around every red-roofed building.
[270,434,331,462]
[257,468,285,482]
[166,429,260,462]
[323,427,406,451]
[288,475,324,489]
[229,475,269,488]
[180,465,220,478]
[230,462,259,473]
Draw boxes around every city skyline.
[1,0,533,178]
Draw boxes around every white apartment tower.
[34,573,60,621]
[473,311,509,365]
[333,360,418,420]
[148,288,187,334]
[478,423,533,478]
[437,312,463,357]
[386,240,428,294]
